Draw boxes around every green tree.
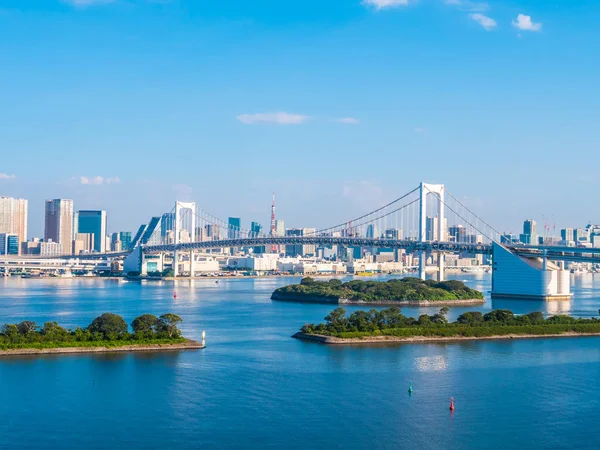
[17,321,37,335]
[300,277,315,286]
[41,322,69,340]
[526,312,545,324]
[324,307,348,332]
[484,310,515,324]
[131,314,159,337]
[88,313,128,340]
[457,312,484,326]
[2,324,19,337]
[157,313,183,338]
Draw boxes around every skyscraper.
[0,197,28,254]
[228,217,241,239]
[45,199,73,255]
[521,219,537,244]
[161,213,175,237]
[275,220,285,237]
[75,210,107,252]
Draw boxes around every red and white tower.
[269,192,278,253]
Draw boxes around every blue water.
[1,274,600,449]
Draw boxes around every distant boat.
[356,271,374,277]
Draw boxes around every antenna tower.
[270,193,278,253]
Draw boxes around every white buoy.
[202,330,206,347]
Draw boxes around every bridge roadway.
[144,237,493,255]
[26,238,600,264]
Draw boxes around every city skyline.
[1,1,600,235]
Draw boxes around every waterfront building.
[0,233,19,255]
[0,197,28,254]
[73,233,95,254]
[44,199,73,255]
[40,240,62,257]
[228,217,241,239]
[75,210,107,252]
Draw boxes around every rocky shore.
[292,332,600,345]
[0,339,204,357]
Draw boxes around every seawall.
[0,340,205,357]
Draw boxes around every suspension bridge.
[110,182,598,300]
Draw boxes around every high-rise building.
[275,220,285,237]
[385,228,403,240]
[73,233,95,253]
[561,228,575,242]
[426,216,448,241]
[75,210,107,252]
[161,213,175,238]
[0,233,19,255]
[0,197,28,254]
[119,231,132,250]
[366,224,379,239]
[228,217,241,239]
[250,222,262,237]
[44,199,74,255]
[521,219,538,245]
[285,228,316,257]
[448,225,466,243]
[574,228,591,244]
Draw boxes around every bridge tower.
[174,201,196,277]
[418,183,445,281]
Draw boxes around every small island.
[294,307,600,344]
[0,313,204,356]
[272,277,485,306]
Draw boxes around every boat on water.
[356,271,374,277]
[461,267,484,273]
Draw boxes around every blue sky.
[1,0,599,236]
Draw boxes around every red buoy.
[173,291,177,299]
[449,397,455,411]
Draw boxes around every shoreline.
[0,339,204,357]
[292,332,600,345]
[271,293,485,307]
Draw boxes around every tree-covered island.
[294,307,600,344]
[272,277,485,306]
[0,313,204,355]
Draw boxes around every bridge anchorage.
[120,181,599,300]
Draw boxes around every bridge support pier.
[173,249,179,277]
[418,252,426,280]
[437,253,445,282]
[189,250,195,278]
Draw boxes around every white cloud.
[362,0,411,11]
[333,117,360,125]
[63,0,116,6]
[469,13,497,31]
[512,14,542,32]
[0,173,16,180]
[444,0,488,12]
[80,176,121,185]
[236,112,309,125]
